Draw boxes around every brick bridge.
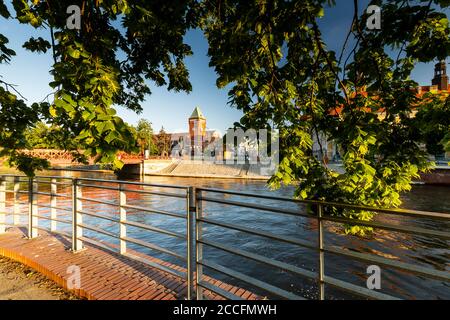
[17,149,144,166]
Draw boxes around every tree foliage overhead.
[0,0,449,233]
[0,0,196,172]
[414,93,450,157]
[201,0,450,234]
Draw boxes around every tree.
[414,93,450,157]
[23,121,75,149]
[201,0,450,235]
[0,27,49,175]
[0,1,449,234]
[0,0,197,173]
[443,133,450,153]
[155,127,171,156]
[135,119,157,155]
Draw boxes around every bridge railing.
[0,174,449,300]
[194,187,450,300]
[0,174,194,299]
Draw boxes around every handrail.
[0,174,194,300]
[0,174,448,301]
[197,187,449,220]
[194,187,450,301]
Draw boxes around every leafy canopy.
[0,1,449,234]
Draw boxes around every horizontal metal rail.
[79,236,118,253]
[325,245,450,282]
[197,187,449,220]
[34,180,72,186]
[199,259,306,300]
[37,204,72,213]
[78,223,118,239]
[323,275,400,300]
[122,251,186,279]
[121,236,186,261]
[120,188,187,199]
[54,193,72,199]
[198,216,316,250]
[77,196,117,206]
[77,209,120,223]
[33,191,56,197]
[322,215,450,239]
[199,238,316,280]
[0,223,28,227]
[34,226,71,239]
[122,220,186,239]
[76,176,188,189]
[122,203,186,219]
[32,214,71,225]
[197,281,244,300]
[199,196,449,240]
[78,183,119,191]
[199,195,310,218]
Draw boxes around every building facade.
[168,106,222,158]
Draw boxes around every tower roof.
[189,106,206,119]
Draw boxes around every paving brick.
[0,227,259,301]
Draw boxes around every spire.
[432,59,449,91]
[189,106,206,120]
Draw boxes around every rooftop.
[189,106,206,120]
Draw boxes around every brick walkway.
[0,227,259,300]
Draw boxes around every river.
[1,168,449,300]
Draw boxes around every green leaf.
[67,47,80,59]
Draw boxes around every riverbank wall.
[3,159,449,184]
[58,160,450,184]
[418,167,450,185]
[119,159,271,180]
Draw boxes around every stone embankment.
[141,160,270,180]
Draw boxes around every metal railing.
[0,174,194,300]
[194,187,450,300]
[0,174,449,300]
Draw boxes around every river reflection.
[1,169,449,300]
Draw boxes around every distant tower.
[432,60,449,91]
[189,106,206,156]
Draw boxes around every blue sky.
[0,1,445,134]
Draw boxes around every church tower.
[432,60,449,91]
[189,106,206,156]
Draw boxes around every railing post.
[119,183,127,254]
[195,188,204,300]
[13,177,21,226]
[187,186,195,300]
[72,178,83,252]
[318,204,325,300]
[0,177,6,234]
[50,178,57,232]
[28,177,38,238]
